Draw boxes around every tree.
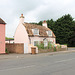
[53,14,74,45]
[68,22,75,47]
[37,21,42,25]
[47,19,55,30]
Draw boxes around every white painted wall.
[19,17,24,24]
[30,37,56,45]
[14,23,29,44]
[14,14,29,53]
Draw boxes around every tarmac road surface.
[0,52,75,75]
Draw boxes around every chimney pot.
[43,20,46,23]
[20,14,24,18]
[21,14,23,16]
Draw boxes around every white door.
[24,43,28,53]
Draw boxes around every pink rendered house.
[0,18,6,54]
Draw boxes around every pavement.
[0,50,75,60]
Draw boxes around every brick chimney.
[19,14,24,24]
[42,20,47,28]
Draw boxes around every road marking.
[55,58,75,63]
[0,65,35,72]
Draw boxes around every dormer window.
[48,31,52,36]
[46,31,52,36]
[32,28,39,35]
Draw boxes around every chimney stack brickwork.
[42,20,47,28]
[19,14,24,24]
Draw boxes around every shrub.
[37,42,54,50]
[48,42,52,49]
[36,43,44,50]
[54,46,56,52]
[5,48,9,54]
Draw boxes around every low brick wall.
[6,43,24,54]
[38,49,52,53]
[38,47,67,53]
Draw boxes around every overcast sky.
[0,0,75,38]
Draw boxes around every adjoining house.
[14,14,56,54]
[0,18,6,54]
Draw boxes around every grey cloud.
[33,0,75,21]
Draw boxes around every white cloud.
[0,0,75,37]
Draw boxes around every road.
[0,52,75,75]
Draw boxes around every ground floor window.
[34,41,38,46]
[43,38,48,47]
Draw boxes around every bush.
[36,43,44,50]
[48,42,52,49]
[54,46,56,52]
[36,42,63,52]
[37,42,54,50]
[5,48,9,54]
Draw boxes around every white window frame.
[34,41,38,46]
[32,28,39,35]
[46,31,52,36]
